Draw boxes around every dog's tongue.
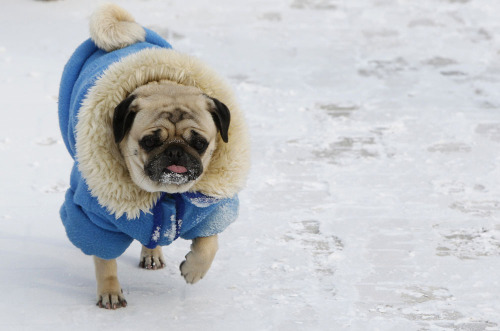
[167,165,188,174]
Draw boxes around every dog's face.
[113,81,230,193]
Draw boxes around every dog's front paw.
[139,246,166,270]
[180,251,212,284]
[97,289,127,310]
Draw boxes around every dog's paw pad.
[179,253,209,284]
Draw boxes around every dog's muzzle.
[145,144,203,185]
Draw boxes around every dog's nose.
[165,145,184,163]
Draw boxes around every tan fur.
[89,4,145,52]
[76,47,251,219]
[120,81,219,193]
[120,81,217,193]
[180,235,219,284]
[93,256,127,309]
[95,235,217,308]
[78,4,248,309]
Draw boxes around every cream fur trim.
[89,4,146,52]
[75,48,251,219]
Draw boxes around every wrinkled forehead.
[130,93,216,136]
[136,91,210,110]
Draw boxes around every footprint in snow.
[427,142,471,153]
[475,123,500,142]
[35,137,59,146]
[436,227,500,259]
[290,0,336,10]
[284,220,343,278]
[317,103,358,118]
[449,200,500,217]
[33,182,69,194]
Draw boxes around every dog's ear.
[113,94,137,144]
[208,97,231,143]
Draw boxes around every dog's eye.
[193,139,208,153]
[190,131,208,153]
[139,135,162,151]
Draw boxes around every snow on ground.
[1,0,500,329]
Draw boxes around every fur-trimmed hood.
[58,4,250,220]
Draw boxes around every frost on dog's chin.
[160,172,190,185]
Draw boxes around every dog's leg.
[94,256,127,309]
[139,245,166,270]
[180,235,218,284]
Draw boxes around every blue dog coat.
[58,28,239,260]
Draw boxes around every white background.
[1,0,499,330]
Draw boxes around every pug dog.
[90,81,232,308]
[58,4,249,310]
[114,81,229,194]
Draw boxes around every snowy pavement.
[1,0,500,330]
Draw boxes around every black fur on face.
[113,94,138,144]
[139,129,163,152]
[143,143,203,185]
[188,131,209,155]
[207,96,231,143]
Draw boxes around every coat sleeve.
[178,192,239,240]
[60,164,134,260]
